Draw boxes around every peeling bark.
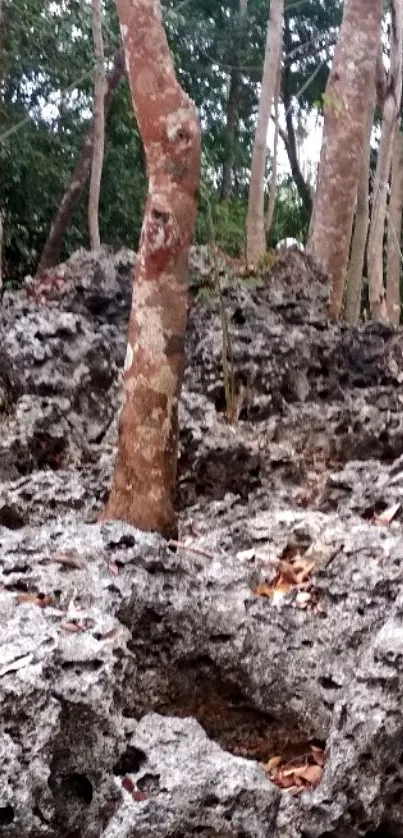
[246,0,284,266]
[386,126,403,325]
[36,50,125,276]
[307,0,383,320]
[344,87,376,324]
[368,0,403,323]
[88,0,106,250]
[101,0,201,538]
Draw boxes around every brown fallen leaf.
[264,746,325,793]
[122,776,135,793]
[264,755,282,771]
[60,621,85,633]
[311,745,325,767]
[133,790,148,802]
[375,502,401,525]
[17,592,54,608]
[52,551,85,570]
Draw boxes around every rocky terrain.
[1,246,403,837]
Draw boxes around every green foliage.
[0,0,340,281]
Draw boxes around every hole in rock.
[0,504,25,529]
[365,826,398,838]
[139,655,324,764]
[137,773,160,793]
[66,773,93,804]
[319,676,342,691]
[0,805,15,825]
[113,745,147,776]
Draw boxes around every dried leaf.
[310,745,325,767]
[108,562,120,576]
[133,790,148,802]
[375,503,401,525]
[297,764,323,786]
[52,551,85,570]
[122,776,135,793]
[60,621,84,633]
[264,755,282,771]
[17,592,53,608]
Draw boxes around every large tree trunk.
[368,0,403,323]
[282,14,313,218]
[386,125,403,325]
[220,0,248,201]
[344,87,376,324]
[246,0,284,266]
[36,50,125,277]
[88,0,106,250]
[265,53,281,235]
[307,0,383,320]
[101,0,201,538]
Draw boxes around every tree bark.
[282,14,313,218]
[265,53,281,235]
[386,125,403,325]
[344,87,376,324]
[368,0,403,323]
[101,0,201,538]
[246,0,284,266]
[88,0,106,250]
[36,50,125,276]
[220,0,248,201]
[307,0,383,320]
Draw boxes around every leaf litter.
[264,744,326,794]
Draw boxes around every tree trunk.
[307,0,383,320]
[101,0,201,538]
[246,0,284,266]
[386,125,403,325]
[282,14,313,218]
[368,0,403,323]
[36,50,125,276]
[88,0,106,250]
[344,87,376,324]
[265,53,281,235]
[220,0,247,201]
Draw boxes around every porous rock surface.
[0,246,403,836]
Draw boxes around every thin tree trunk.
[88,0,106,250]
[368,0,403,323]
[101,0,201,538]
[265,53,281,235]
[386,125,403,325]
[220,0,247,201]
[246,0,284,266]
[36,50,125,276]
[307,0,383,320]
[282,14,313,218]
[344,88,376,324]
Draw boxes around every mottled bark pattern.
[307,0,383,319]
[386,127,403,325]
[36,50,125,276]
[368,0,403,323]
[101,0,201,538]
[344,88,375,324]
[246,0,284,266]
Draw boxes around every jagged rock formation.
[1,246,403,836]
